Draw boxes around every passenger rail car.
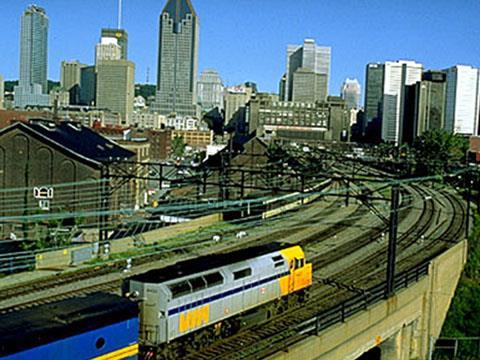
[0,292,139,360]
[126,243,312,358]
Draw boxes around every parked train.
[1,243,312,359]
[125,242,312,358]
[0,292,139,360]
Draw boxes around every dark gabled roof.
[0,292,138,356]
[162,0,196,24]
[0,120,135,168]
[129,242,289,284]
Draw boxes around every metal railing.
[296,261,430,336]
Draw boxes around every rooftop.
[0,119,135,168]
[162,0,196,24]
[130,242,288,284]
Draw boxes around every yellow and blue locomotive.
[126,243,312,358]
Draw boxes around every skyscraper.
[413,71,446,138]
[197,69,224,112]
[96,60,135,124]
[14,5,49,108]
[364,63,385,131]
[79,66,96,106]
[341,78,361,109]
[155,0,199,117]
[61,60,86,105]
[101,28,128,60]
[444,65,480,135]
[284,39,330,102]
[382,60,423,143]
[95,37,122,64]
[291,68,327,103]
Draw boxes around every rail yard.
[0,164,470,359]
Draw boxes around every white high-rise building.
[341,78,361,109]
[284,39,331,102]
[444,65,480,135]
[382,60,423,144]
[95,37,122,64]
[14,5,50,108]
[197,69,224,112]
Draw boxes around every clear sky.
[1,0,479,97]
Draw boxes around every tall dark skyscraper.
[79,66,96,106]
[363,63,385,134]
[155,0,199,117]
[413,71,446,138]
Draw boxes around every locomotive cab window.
[204,272,224,287]
[169,280,191,298]
[188,276,207,292]
[233,268,252,280]
[272,255,284,268]
[295,258,305,269]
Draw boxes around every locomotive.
[125,243,312,358]
[0,292,139,359]
[2,243,311,359]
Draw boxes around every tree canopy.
[171,135,186,159]
[412,129,469,176]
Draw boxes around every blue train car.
[0,292,139,360]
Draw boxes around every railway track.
[357,186,465,287]
[0,185,348,310]
[0,280,122,314]
[184,184,460,360]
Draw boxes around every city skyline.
[0,0,479,96]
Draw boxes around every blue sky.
[1,0,479,97]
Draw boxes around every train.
[0,292,139,359]
[125,242,312,358]
[1,243,312,359]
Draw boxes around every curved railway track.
[184,184,463,360]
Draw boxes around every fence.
[433,337,480,360]
[295,261,430,336]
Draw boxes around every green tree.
[440,216,480,356]
[171,135,186,159]
[412,129,468,176]
[135,84,156,99]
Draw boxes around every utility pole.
[385,184,400,298]
[99,165,110,245]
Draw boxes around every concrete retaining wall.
[267,240,468,360]
[35,244,92,270]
